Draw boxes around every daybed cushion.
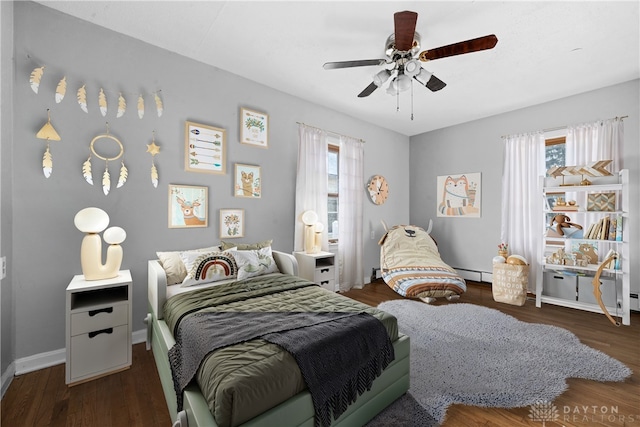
[157,245,219,285]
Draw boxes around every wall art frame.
[185,121,226,174]
[436,172,481,218]
[234,163,262,198]
[240,107,268,148]
[168,184,208,228]
[220,208,245,238]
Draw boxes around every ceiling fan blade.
[394,11,418,52]
[425,75,446,92]
[413,74,446,92]
[323,59,386,70]
[357,82,378,98]
[418,34,498,62]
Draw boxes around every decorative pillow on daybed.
[229,246,279,280]
[156,245,220,285]
[220,239,273,251]
[180,250,238,287]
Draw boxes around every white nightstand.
[65,270,132,385]
[294,251,337,292]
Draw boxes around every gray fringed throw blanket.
[168,311,394,427]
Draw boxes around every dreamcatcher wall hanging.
[36,109,61,178]
[83,123,128,195]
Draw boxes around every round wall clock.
[367,175,389,205]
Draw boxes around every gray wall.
[6,2,410,362]
[1,0,15,381]
[410,79,639,299]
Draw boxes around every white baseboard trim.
[1,361,15,398]
[12,329,148,377]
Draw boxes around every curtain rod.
[501,115,628,139]
[296,122,365,143]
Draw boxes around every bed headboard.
[148,250,299,320]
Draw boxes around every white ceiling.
[36,1,640,136]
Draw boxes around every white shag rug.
[366,300,632,426]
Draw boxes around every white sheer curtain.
[294,124,328,252]
[338,135,364,291]
[566,118,623,170]
[501,131,545,292]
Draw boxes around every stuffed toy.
[550,214,582,235]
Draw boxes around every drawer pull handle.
[88,307,113,317]
[321,281,329,285]
[88,328,113,338]
[320,268,330,273]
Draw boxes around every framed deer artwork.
[234,164,261,198]
[168,184,208,228]
[185,121,226,174]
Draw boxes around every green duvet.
[163,274,399,427]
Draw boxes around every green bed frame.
[147,252,410,427]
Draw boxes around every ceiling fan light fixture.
[395,74,412,92]
[404,59,421,77]
[373,69,392,87]
[415,68,433,85]
[386,79,397,95]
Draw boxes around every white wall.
[410,79,640,301]
[6,2,410,365]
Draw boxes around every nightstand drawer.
[70,304,128,336]
[318,279,335,292]
[314,266,335,283]
[70,324,129,380]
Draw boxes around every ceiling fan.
[323,11,498,99]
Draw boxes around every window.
[327,144,339,242]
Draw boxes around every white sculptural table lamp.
[301,210,318,254]
[74,207,126,280]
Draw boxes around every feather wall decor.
[30,66,45,94]
[36,110,61,179]
[117,161,128,188]
[42,145,53,178]
[102,166,111,195]
[82,156,93,185]
[98,88,108,117]
[117,93,126,118]
[154,92,164,117]
[55,77,67,103]
[137,95,145,119]
[77,85,88,113]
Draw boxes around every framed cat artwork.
[436,172,481,218]
[234,163,261,198]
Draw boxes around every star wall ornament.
[36,109,61,178]
[55,77,67,103]
[29,66,45,94]
[147,131,161,188]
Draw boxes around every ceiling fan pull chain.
[411,80,414,121]
[396,85,400,112]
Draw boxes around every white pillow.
[156,245,219,285]
[180,250,238,287]
[229,246,280,281]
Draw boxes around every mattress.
[163,273,399,427]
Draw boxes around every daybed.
[147,248,410,427]
[379,222,466,303]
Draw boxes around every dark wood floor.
[2,281,638,426]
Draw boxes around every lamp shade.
[74,207,109,233]
[301,210,318,226]
[104,226,127,244]
[404,59,421,77]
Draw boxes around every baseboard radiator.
[454,268,493,283]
